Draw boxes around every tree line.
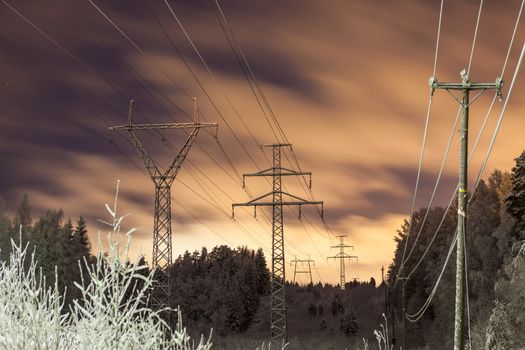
[386,150,525,349]
[0,194,383,346]
[4,150,525,348]
[0,195,93,307]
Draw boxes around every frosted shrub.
[0,237,67,349]
[0,180,212,349]
[368,314,393,350]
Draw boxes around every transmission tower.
[109,99,217,308]
[232,143,323,344]
[290,255,315,284]
[328,235,358,290]
[431,70,502,350]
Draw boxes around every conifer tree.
[505,150,525,239]
[74,216,90,257]
[13,194,31,231]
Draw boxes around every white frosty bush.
[0,180,212,350]
[0,238,66,348]
[371,314,393,350]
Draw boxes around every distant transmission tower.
[290,255,315,284]
[232,143,323,344]
[328,235,358,289]
[109,99,217,308]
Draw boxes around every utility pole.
[232,143,323,345]
[431,70,503,350]
[398,276,409,350]
[390,286,396,348]
[382,266,387,321]
[290,255,315,284]
[328,235,357,290]
[109,99,217,308]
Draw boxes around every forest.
[387,150,525,349]
[1,149,525,349]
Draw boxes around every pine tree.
[59,218,76,303]
[32,209,65,283]
[254,248,270,295]
[74,216,90,257]
[505,150,525,239]
[13,194,31,231]
[340,310,359,336]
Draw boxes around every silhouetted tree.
[506,150,525,239]
[340,310,359,336]
[308,303,317,317]
[13,193,31,231]
[331,295,344,315]
[168,245,271,335]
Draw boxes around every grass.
[0,180,212,350]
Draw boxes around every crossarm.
[242,168,312,188]
[328,253,358,260]
[108,122,218,131]
[232,198,323,218]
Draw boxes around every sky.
[1,0,525,284]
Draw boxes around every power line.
[152,0,264,156]
[398,0,444,277]
[403,106,461,265]
[2,0,265,257]
[210,0,335,252]
[232,143,324,344]
[172,197,234,246]
[405,0,525,277]
[140,0,272,200]
[406,232,457,322]
[466,0,484,75]
[210,0,283,143]
[472,36,525,194]
[1,1,279,262]
[87,0,191,100]
[500,0,525,76]
[161,0,266,173]
[79,0,253,198]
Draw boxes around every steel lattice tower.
[109,100,217,308]
[232,143,323,344]
[328,235,358,290]
[290,256,315,284]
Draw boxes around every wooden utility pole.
[398,276,409,350]
[382,266,387,316]
[431,70,502,349]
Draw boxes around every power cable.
[398,0,445,276]
[406,232,457,322]
[403,107,461,265]
[466,0,484,75]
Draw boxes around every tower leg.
[271,146,287,344]
[152,182,172,308]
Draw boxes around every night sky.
[2,0,525,284]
